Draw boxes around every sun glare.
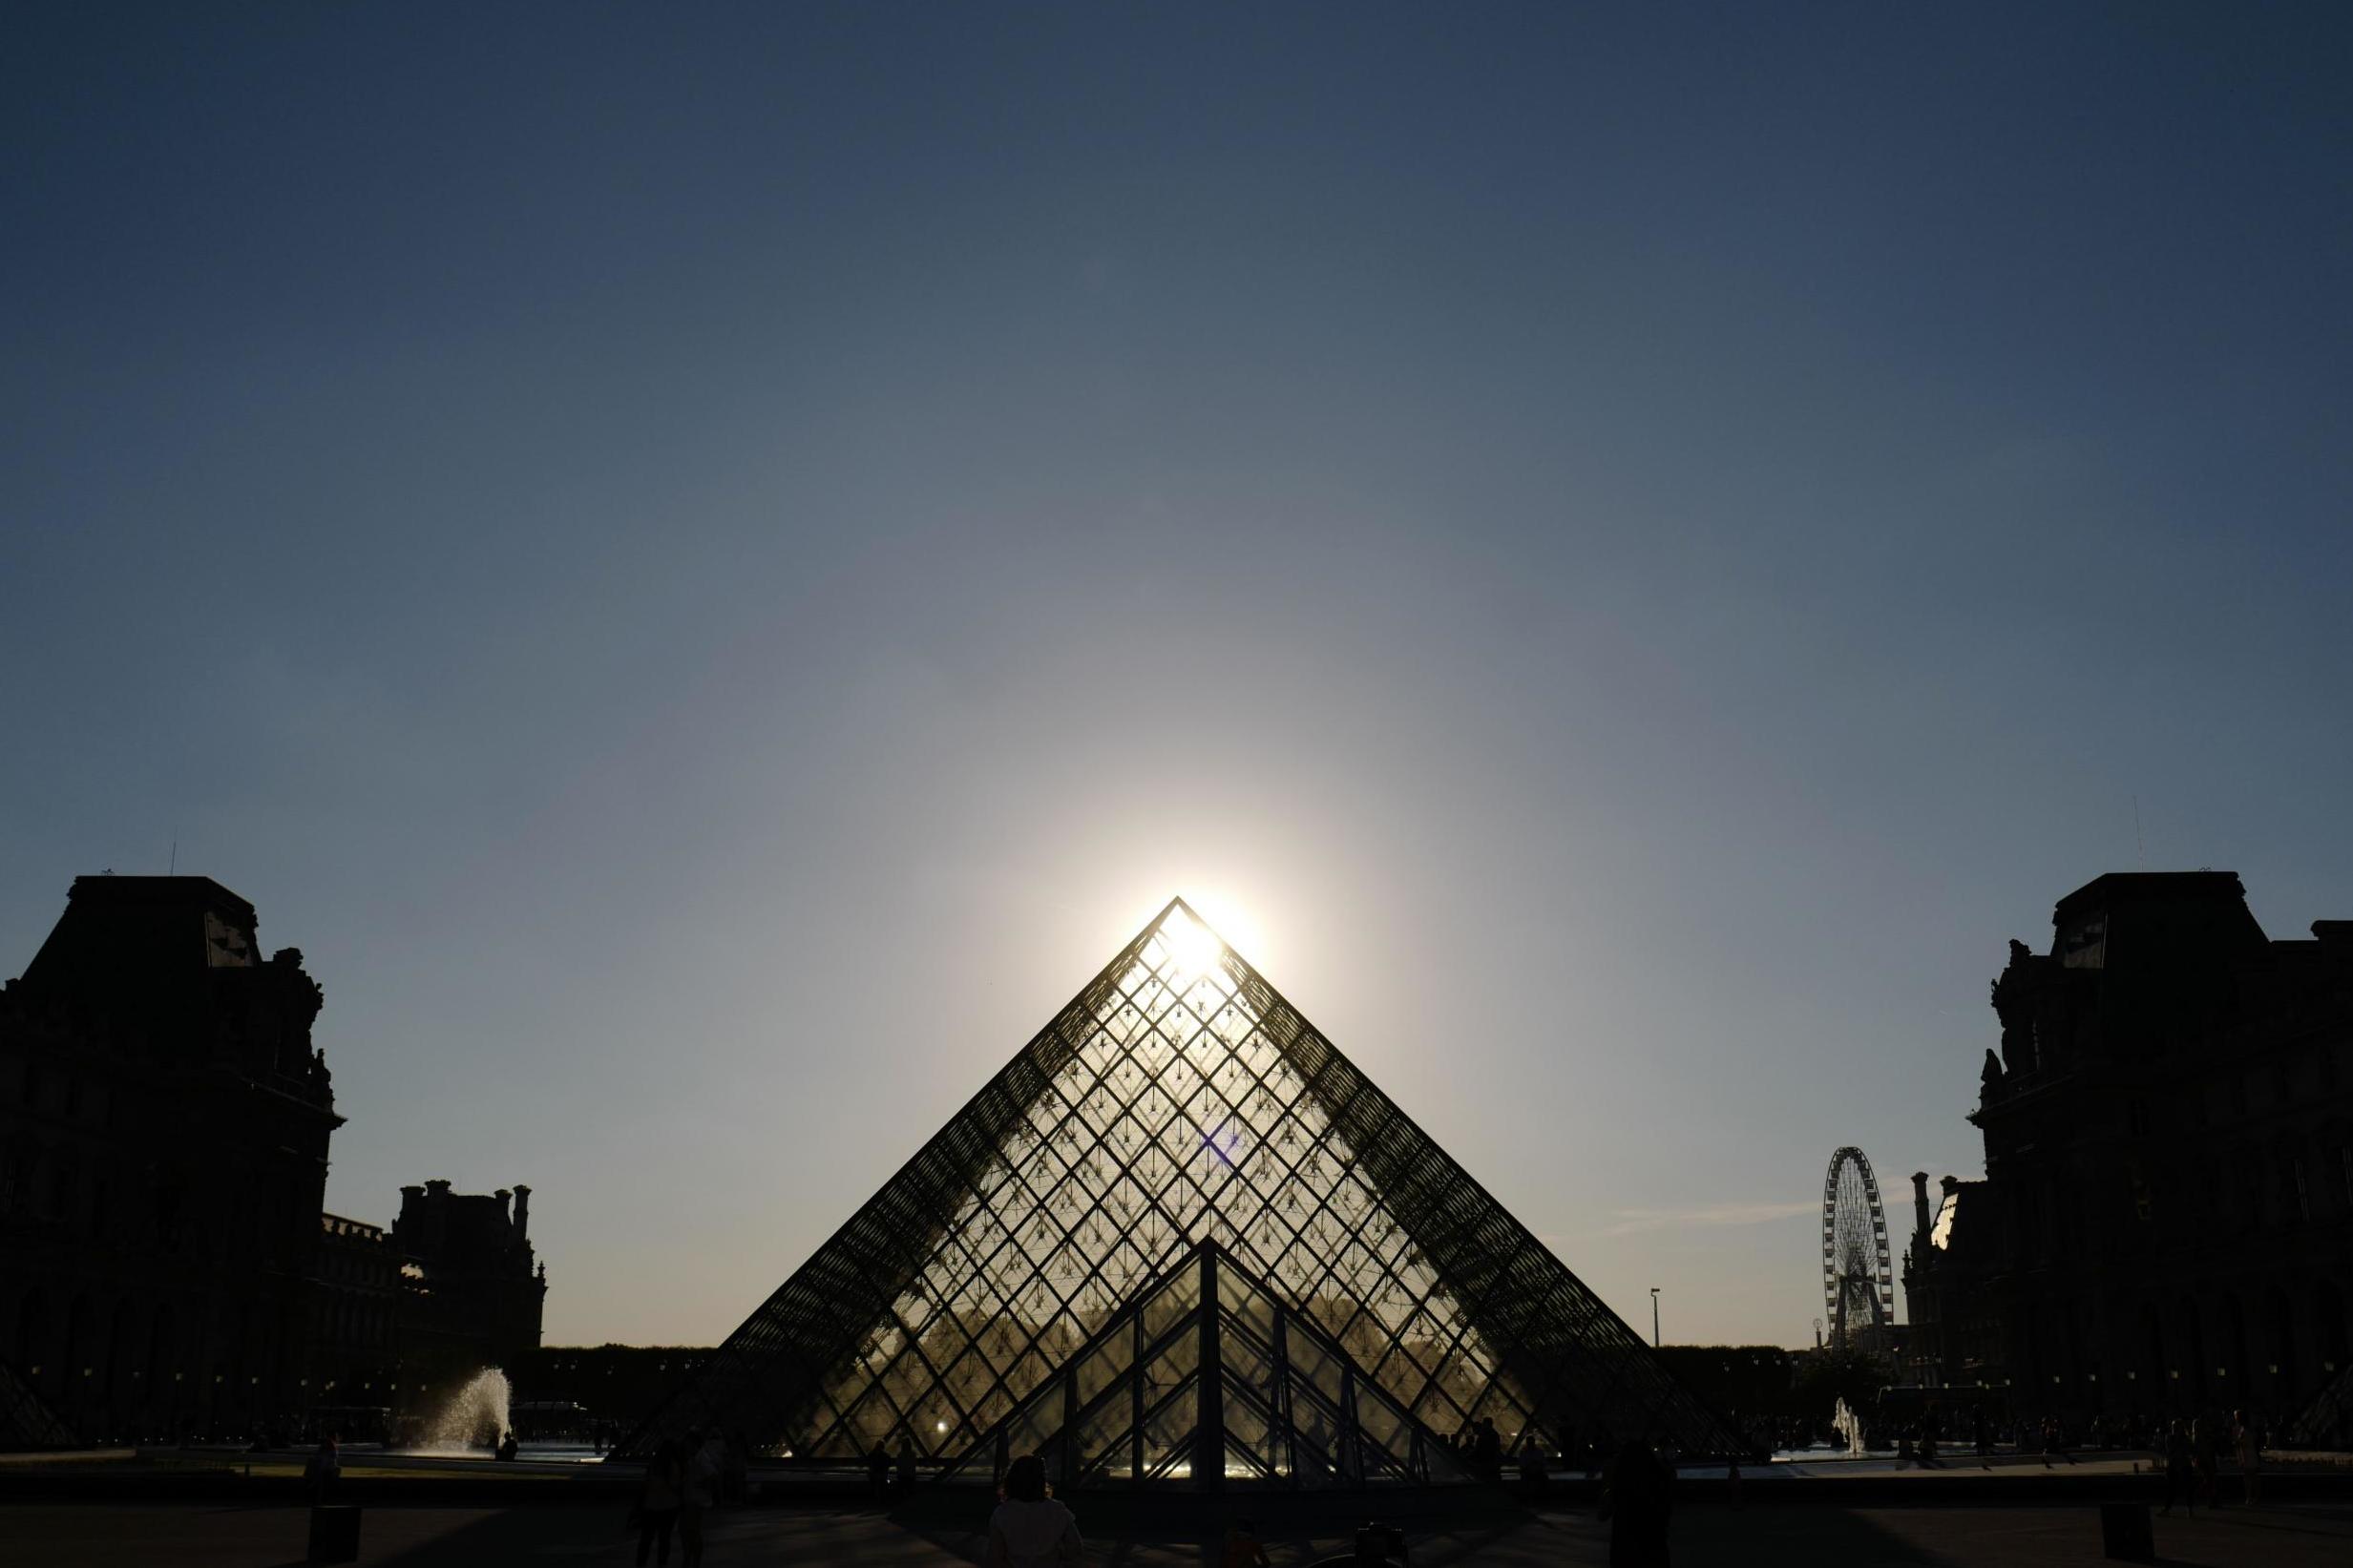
[1160,907,1227,988]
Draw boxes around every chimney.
[495,1187,513,1223]
[513,1184,532,1241]
[1911,1171,1931,1243]
[1940,1174,1961,1198]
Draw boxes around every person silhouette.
[1221,1517,1271,1568]
[635,1438,682,1567]
[1600,1437,1671,1567]
[986,1452,1082,1567]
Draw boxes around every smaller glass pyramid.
[620,900,1733,1479]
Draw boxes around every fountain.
[420,1367,513,1450]
[1829,1396,1868,1457]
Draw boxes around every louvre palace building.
[1902,871,2353,1438]
[0,875,543,1444]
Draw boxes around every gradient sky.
[7,6,2350,1349]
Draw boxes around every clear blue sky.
[6,6,2348,1347]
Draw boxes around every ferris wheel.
[1820,1146,1894,1350]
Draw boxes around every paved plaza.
[5,1496,2352,1566]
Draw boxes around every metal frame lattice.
[617,900,1738,1474]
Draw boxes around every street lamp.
[1649,1287,1661,1348]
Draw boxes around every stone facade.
[391,1178,547,1393]
[1,874,546,1443]
[1903,871,2353,1428]
[0,875,340,1440]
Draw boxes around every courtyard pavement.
[5,1496,2353,1566]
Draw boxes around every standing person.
[986,1452,1082,1567]
[867,1440,893,1503]
[304,1432,341,1501]
[1517,1435,1549,1498]
[1476,1417,1503,1482]
[679,1429,722,1567]
[2232,1410,2260,1507]
[1219,1518,1270,1568]
[895,1436,919,1495]
[1600,1438,1671,1567]
[636,1439,683,1568]
[2159,1421,2194,1516]
[2193,1414,2220,1510]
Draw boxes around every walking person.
[986,1452,1082,1567]
[2159,1421,2194,1517]
[680,1429,723,1567]
[2233,1410,2260,1507]
[2193,1414,2220,1510]
[635,1439,683,1568]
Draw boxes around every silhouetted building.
[0,875,341,1440]
[2,874,549,1445]
[1903,872,2353,1427]
[392,1179,546,1393]
[1898,1172,2004,1390]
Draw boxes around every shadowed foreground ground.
[5,1497,2353,1567]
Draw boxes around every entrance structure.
[620,900,1733,1482]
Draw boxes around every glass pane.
[1075,1393,1133,1476]
[1227,1275,1277,1349]
[1221,1322,1272,1395]
[1290,1333,1343,1404]
[1223,1386,1273,1469]
[1141,1380,1197,1477]
[1288,1381,1345,1486]
[1142,1264,1201,1346]
[1075,1332,1132,1410]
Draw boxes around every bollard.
[2098,1500,2153,1562]
[307,1503,363,1565]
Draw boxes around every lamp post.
[1650,1287,1661,1348]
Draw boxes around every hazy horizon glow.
[5,7,2349,1349]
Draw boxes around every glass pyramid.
[620,900,1733,1480]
